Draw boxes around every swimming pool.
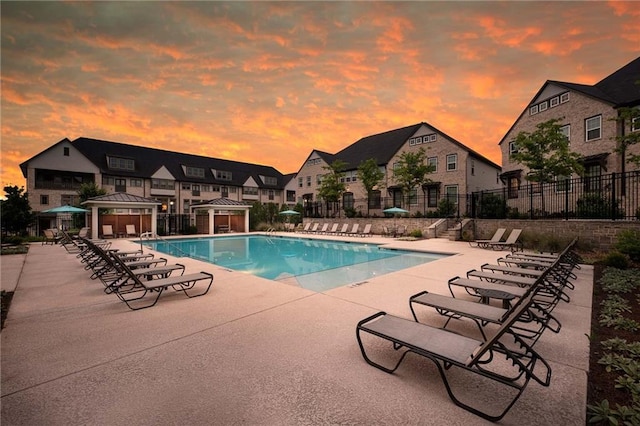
[143,235,449,291]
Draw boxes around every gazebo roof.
[192,198,251,207]
[82,192,161,207]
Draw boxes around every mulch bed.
[586,263,639,415]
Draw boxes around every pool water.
[143,235,449,291]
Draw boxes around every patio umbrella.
[278,210,300,230]
[42,205,89,214]
[383,207,409,234]
[42,205,89,231]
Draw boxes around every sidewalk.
[1,237,592,425]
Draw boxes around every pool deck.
[1,234,592,425]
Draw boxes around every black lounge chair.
[468,228,506,249]
[488,229,523,252]
[356,292,551,422]
[109,253,213,310]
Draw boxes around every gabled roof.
[71,137,285,188]
[499,56,640,146]
[335,123,500,171]
[19,138,72,178]
[191,198,250,207]
[335,123,423,169]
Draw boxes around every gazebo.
[82,193,161,238]
[190,198,251,234]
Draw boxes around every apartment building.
[294,122,501,217]
[20,137,287,230]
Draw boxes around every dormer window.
[107,156,135,171]
[213,169,232,181]
[263,176,278,186]
[184,166,205,178]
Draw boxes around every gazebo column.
[151,208,158,236]
[208,209,215,234]
[91,206,99,239]
[244,210,249,233]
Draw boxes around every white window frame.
[550,97,559,108]
[509,141,518,156]
[560,124,570,143]
[585,115,602,141]
[560,92,570,103]
[427,156,438,172]
[538,101,548,112]
[446,154,457,171]
[529,105,539,115]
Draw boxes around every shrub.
[615,229,640,262]
[437,198,456,217]
[601,252,630,269]
[576,194,624,219]
[409,229,423,238]
[477,193,507,219]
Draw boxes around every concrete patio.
[1,234,592,425]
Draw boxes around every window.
[181,183,191,190]
[306,176,311,187]
[471,159,475,176]
[63,147,70,156]
[211,185,220,192]
[151,179,174,190]
[508,177,519,199]
[426,187,439,208]
[632,112,640,132]
[408,189,418,205]
[102,176,114,186]
[560,124,570,142]
[430,134,437,142]
[183,200,190,214]
[243,187,258,195]
[560,92,570,103]
[529,105,539,115]
[268,190,274,201]
[61,194,79,206]
[108,156,135,171]
[185,166,205,178]
[192,184,200,196]
[585,115,602,141]
[550,97,559,108]
[215,170,232,181]
[298,177,303,188]
[556,175,572,193]
[427,157,438,172]
[538,101,548,112]
[509,141,518,156]
[201,185,210,192]
[343,192,354,210]
[368,190,381,209]
[40,195,49,205]
[393,162,400,170]
[286,190,296,202]
[130,178,142,187]
[584,164,602,193]
[445,185,458,206]
[115,178,126,192]
[221,186,229,197]
[263,176,278,186]
[446,154,457,171]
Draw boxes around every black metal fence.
[301,171,640,221]
[470,171,640,220]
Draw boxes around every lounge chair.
[382,226,392,237]
[345,223,359,236]
[102,225,115,239]
[395,225,406,238]
[307,223,319,234]
[126,224,138,237]
[299,223,311,233]
[316,223,329,234]
[356,292,551,422]
[109,253,214,310]
[358,224,372,237]
[42,229,61,245]
[468,228,506,249]
[488,229,523,252]
[410,256,568,342]
[326,223,339,234]
[336,223,349,235]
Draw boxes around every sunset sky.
[2,1,639,189]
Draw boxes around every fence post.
[529,183,534,219]
[611,172,617,220]
[565,179,569,221]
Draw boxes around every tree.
[78,182,107,204]
[511,118,584,215]
[392,147,435,207]
[613,107,640,169]
[357,158,384,216]
[1,185,35,236]
[317,160,347,218]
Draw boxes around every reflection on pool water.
[143,235,449,291]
